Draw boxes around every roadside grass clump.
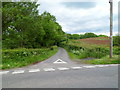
[83,55,120,64]
[1,46,58,69]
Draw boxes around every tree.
[84,33,98,38]
[40,11,65,47]
[2,2,40,48]
[2,3,65,48]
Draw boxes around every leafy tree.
[2,2,41,48]
[83,33,98,38]
[40,12,65,47]
[2,3,65,49]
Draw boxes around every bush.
[113,47,120,55]
[113,35,120,46]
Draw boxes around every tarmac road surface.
[1,48,118,88]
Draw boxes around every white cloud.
[37,0,118,36]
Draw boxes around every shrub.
[113,35,120,46]
[113,47,120,55]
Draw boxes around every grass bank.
[60,37,119,64]
[1,46,58,70]
[67,50,120,64]
[82,55,119,64]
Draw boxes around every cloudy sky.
[37,0,119,36]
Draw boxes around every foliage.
[2,2,65,49]
[113,46,120,55]
[67,33,108,40]
[113,35,120,46]
[1,46,58,69]
[98,34,108,37]
[83,33,98,38]
[61,43,109,59]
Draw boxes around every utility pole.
[109,0,113,58]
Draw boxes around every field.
[69,37,110,48]
[76,37,110,46]
[61,37,119,64]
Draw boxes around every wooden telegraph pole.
[109,0,113,58]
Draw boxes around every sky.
[37,0,119,36]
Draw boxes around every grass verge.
[66,49,120,64]
[1,46,58,70]
[83,55,120,64]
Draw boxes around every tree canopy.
[2,2,65,49]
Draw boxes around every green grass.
[83,55,120,64]
[1,46,58,70]
[66,48,119,64]
[67,51,79,59]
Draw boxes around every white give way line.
[0,64,118,75]
[12,70,25,74]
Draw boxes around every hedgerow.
[2,46,58,69]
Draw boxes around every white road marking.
[109,64,118,66]
[12,70,25,74]
[0,71,9,75]
[102,65,110,67]
[43,68,55,72]
[58,67,69,71]
[53,59,67,64]
[95,65,110,67]
[94,65,104,67]
[83,66,95,68]
[71,67,82,69]
[1,64,117,75]
[29,69,40,73]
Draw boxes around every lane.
[2,48,119,88]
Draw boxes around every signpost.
[109,0,113,58]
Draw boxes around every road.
[1,48,118,88]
